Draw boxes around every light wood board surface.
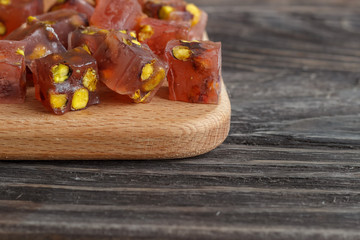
[0,81,230,160]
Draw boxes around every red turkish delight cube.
[6,21,66,70]
[68,26,109,54]
[90,0,145,31]
[93,31,168,103]
[0,40,26,103]
[165,40,221,104]
[141,1,207,40]
[0,0,43,39]
[33,47,100,115]
[28,10,88,48]
[49,0,95,21]
[137,17,189,57]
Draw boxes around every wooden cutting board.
[1,2,231,160]
[0,81,231,160]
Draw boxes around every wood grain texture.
[1,0,360,239]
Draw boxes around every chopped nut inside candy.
[0,0,11,6]
[27,44,48,60]
[141,61,154,81]
[141,67,165,92]
[51,64,70,83]
[138,25,154,42]
[72,88,89,110]
[0,22,6,36]
[50,92,67,109]
[186,3,201,27]
[82,68,97,91]
[159,5,175,20]
[172,45,192,61]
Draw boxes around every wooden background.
[1,0,360,239]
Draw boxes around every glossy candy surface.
[94,31,168,103]
[165,40,221,104]
[33,47,100,114]
[0,0,43,39]
[137,17,189,57]
[6,21,66,70]
[49,0,95,21]
[29,9,88,48]
[0,40,26,103]
[90,0,145,31]
[68,26,109,54]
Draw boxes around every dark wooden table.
[1,0,360,239]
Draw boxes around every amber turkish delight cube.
[90,0,145,31]
[68,26,109,54]
[165,40,221,104]
[0,40,26,103]
[137,17,189,57]
[49,0,95,21]
[0,0,43,39]
[93,31,168,103]
[27,9,88,48]
[33,47,100,114]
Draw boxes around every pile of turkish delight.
[0,0,222,115]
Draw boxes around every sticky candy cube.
[0,0,43,39]
[90,0,145,31]
[0,40,26,103]
[137,17,189,57]
[28,9,88,48]
[165,40,221,104]
[33,47,100,114]
[49,0,95,21]
[93,31,168,103]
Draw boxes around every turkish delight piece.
[141,1,207,40]
[137,17,189,57]
[165,40,221,104]
[0,0,43,39]
[6,21,66,71]
[93,31,168,103]
[90,0,145,31]
[0,40,26,103]
[49,0,95,21]
[28,9,88,48]
[33,47,100,115]
[68,26,109,54]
